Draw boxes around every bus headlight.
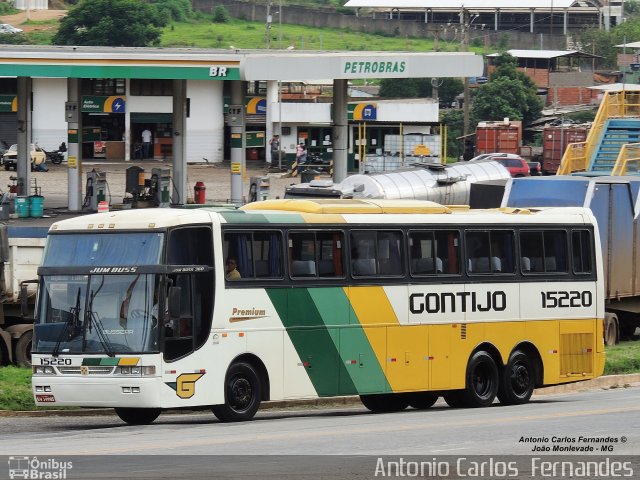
[115,366,156,376]
[32,366,56,375]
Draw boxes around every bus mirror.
[168,286,181,318]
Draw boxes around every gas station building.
[0,45,482,209]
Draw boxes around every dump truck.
[0,224,47,366]
[503,175,640,344]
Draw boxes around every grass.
[603,339,640,375]
[0,339,639,411]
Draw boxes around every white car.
[0,24,23,34]
[2,144,46,171]
[468,152,523,162]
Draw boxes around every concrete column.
[332,79,348,183]
[564,9,568,35]
[494,9,499,31]
[266,80,278,166]
[530,9,535,33]
[16,77,31,197]
[124,78,131,161]
[66,78,82,211]
[230,80,245,206]
[172,79,187,205]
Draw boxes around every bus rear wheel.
[360,393,409,413]
[408,392,438,409]
[497,350,535,405]
[115,407,161,425]
[212,362,262,422]
[461,351,499,408]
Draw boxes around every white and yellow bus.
[32,199,605,425]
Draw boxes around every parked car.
[470,153,530,177]
[0,24,23,34]
[2,144,46,171]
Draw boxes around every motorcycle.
[42,142,66,165]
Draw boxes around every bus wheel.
[114,407,161,425]
[408,392,438,409]
[462,351,499,408]
[360,393,409,413]
[497,350,534,405]
[15,331,33,367]
[212,362,262,422]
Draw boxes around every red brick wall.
[546,87,599,106]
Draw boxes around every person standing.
[268,134,280,166]
[141,128,152,159]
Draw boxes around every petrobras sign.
[342,59,407,77]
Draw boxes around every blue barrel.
[14,196,30,218]
[30,195,44,218]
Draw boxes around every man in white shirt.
[141,128,152,159]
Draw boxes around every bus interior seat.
[413,257,435,274]
[521,256,531,272]
[474,257,491,273]
[352,258,376,276]
[491,256,502,273]
[318,259,335,276]
[254,260,269,277]
[435,257,443,273]
[291,260,316,277]
[545,257,557,272]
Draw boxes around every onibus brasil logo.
[8,456,72,479]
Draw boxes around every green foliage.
[474,53,542,127]
[52,0,164,47]
[574,18,640,69]
[212,6,231,24]
[0,367,35,410]
[0,33,29,45]
[566,109,597,123]
[379,78,463,104]
[0,3,18,15]
[151,0,193,22]
[604,340,640,375]
[441,109,464,160]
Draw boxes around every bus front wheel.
[497,350,535,405]
[461,351,499,408]
[360,393,409,413]
[212,362,262,422]
[115,407,161,425]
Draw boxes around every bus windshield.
[43,232,163,267]
[34,273,161,355]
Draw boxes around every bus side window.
[520,230,568,274]
[288,230,344,278]
[224,231,284,280]
[572,230,593,274]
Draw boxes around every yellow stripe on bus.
[346,286,430,392]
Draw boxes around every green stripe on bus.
[267,288,354,396]
[308,288,389,394]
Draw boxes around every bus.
[31,199,605,425]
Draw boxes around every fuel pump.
[84,169,107,211]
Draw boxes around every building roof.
[616,41,640,49]
[487,49,601,59]
[345,0,587,10]
[587,83,640,91]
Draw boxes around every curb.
[2,374,638,418]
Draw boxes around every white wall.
[377,102,439,123]
[14,0,48,9]
[127,96,172,113]
[271,102,332,123]
[186,80,224,163]
[32,78,67,151]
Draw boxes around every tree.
[472,53,542,126]
[379,77,463,103]
[52,0,164,47]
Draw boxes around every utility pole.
[266,2,273,49]
[461,8,471,139]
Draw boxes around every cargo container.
[542,124,589,174]
[475,120,522,156]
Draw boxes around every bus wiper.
[52,288,82,357]
[84,282,115,357]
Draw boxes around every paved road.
[1,387,638,456]
[0,388,638,479]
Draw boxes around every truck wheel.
[604,313,619,346]
[497,350,535,405]
[15,331,33,367]
[115,407,161,425]
[211,362,262,422]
